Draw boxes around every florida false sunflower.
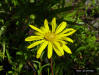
[25,18,76,59]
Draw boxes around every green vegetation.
[0,0,99,75]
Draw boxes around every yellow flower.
[25,18,76,59]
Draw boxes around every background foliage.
[0,0,99,75]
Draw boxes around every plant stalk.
[51,58,53,75]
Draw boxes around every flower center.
[44,32,56,41]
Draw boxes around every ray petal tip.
[36,54,40,59]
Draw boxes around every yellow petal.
[53,41,64,56]
[51,17,56,32]
[35,32,43,36]
[27,40,45,49]
[62,28,75,33]
[29,25,43,33]
[58,40,67,47]
[44,19,49,31]
[36,41,48,58]
[62,37,74,43]
[55,34,64,39]
[25,36,43,41]
[63,45,72,54]
[40,26,50,33]
[53,45,63,56]
[55,22,67,34]
[40,26,45,31]
[61,28,76,36]
[48,42,53,59]
[58,30,76,37]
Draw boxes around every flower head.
[25,18,76,59]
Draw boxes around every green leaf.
[33,63,38,70]
[64,11,77,22]
[0,26,6,37]
[30,0,35,3]
[30,14,35,19]
[0,66,3,71]
[40,63,50,71]
[18,63,23,72]
[76,46,87,52]
[39,63,50,75]
[2,40,5,59]
[6,49,12,63]
[0,51,3,60]
[8,71,13,74]
[16,51,23,55]
[33,60,41,69]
